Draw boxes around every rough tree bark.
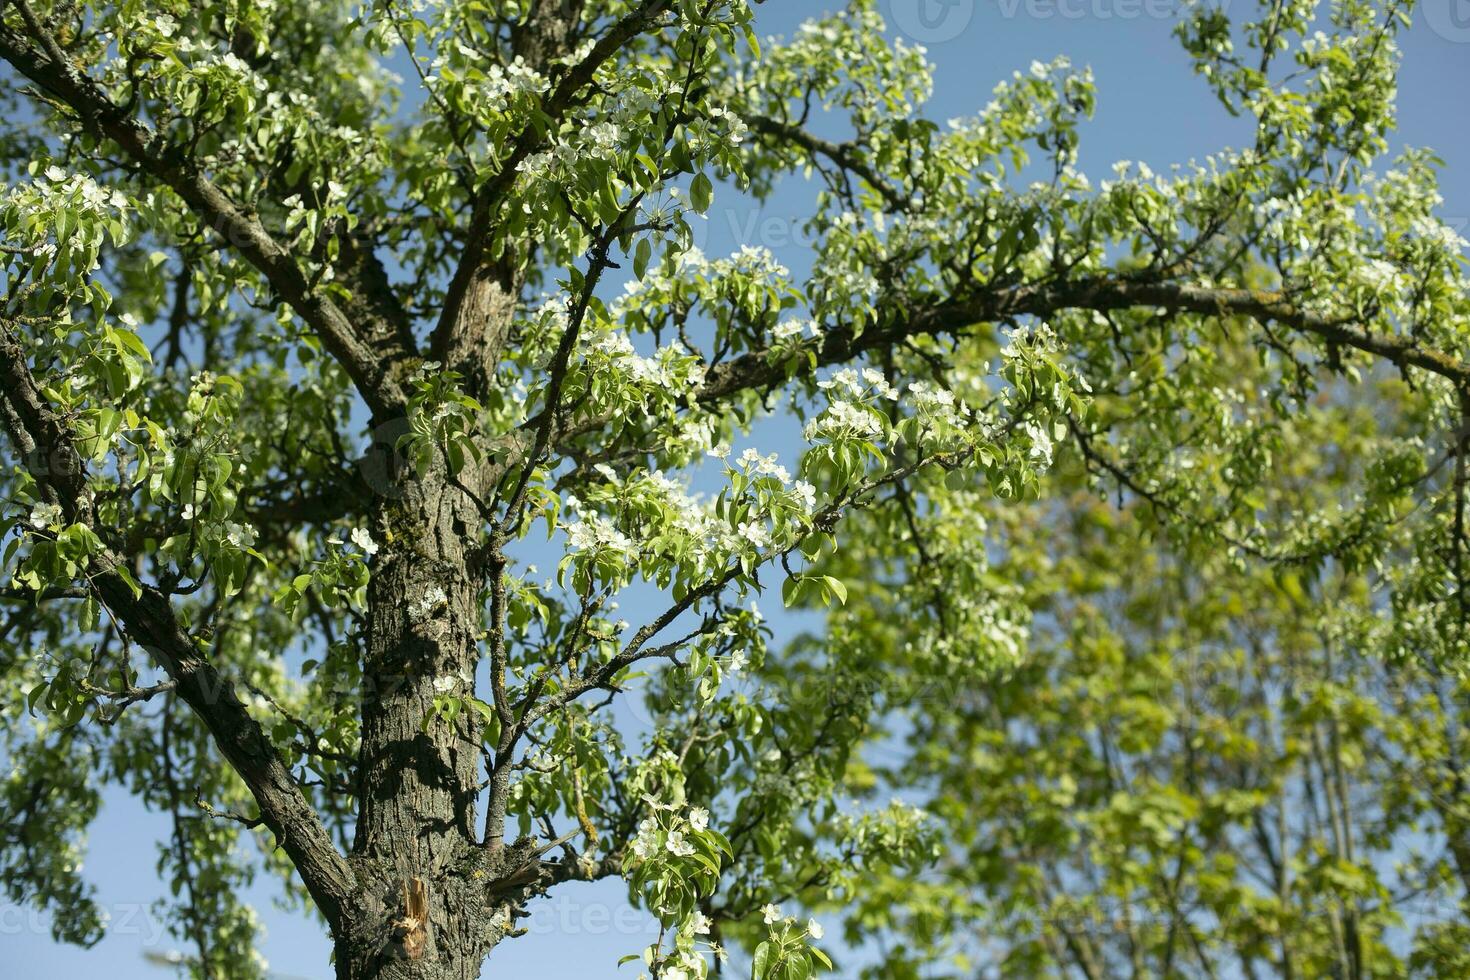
[333,273,536,979]
[338,477,491,977]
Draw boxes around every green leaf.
[26,682,49,717]
[634,237,652,281]
[113,564,143,600]
[690,172,713,214]
[753,941,772,979]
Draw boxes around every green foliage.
[0,0,1466,977]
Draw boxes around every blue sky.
[7,2,1470,978]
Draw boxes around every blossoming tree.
[0,0,1467,978]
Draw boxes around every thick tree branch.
[993,278,1470,390]
[520,274,1470,481]
[428,0,674,378]
[693,277,1470,404]
[0,7,410,415]
[0,321,358,931]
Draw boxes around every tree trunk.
[328,459,488,977]
[335,282,528,979]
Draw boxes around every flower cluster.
[750,903,833,979]
[587,330,703,390]
[560,458,783,597]
[28,502,64,530]
[40,168,129,211]
[772,317,819,342]
[631,803,712,860]
[564,511,638,562]
[624,799,733,980]
[833,797,938,870]
[430,50,544,108]
[803,399,882,442]
[3,168,130,294]
[803,368,898,444]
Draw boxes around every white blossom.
[28,502,63,528]
[565,513,636,557]
[666,830,695,857]
[224,522,257,549]
[736,520,770,549]
[631,818,658,859]
[792,481,817,511]
[773,318,807,341]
